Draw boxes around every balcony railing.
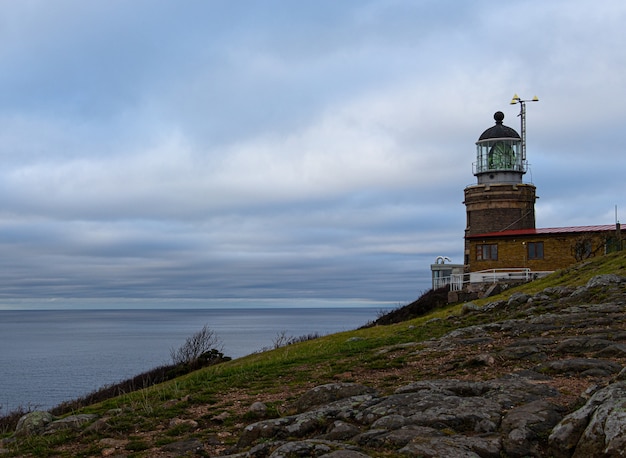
[473,160,528,175]
[469,268,553,283]
[433,268,553,292]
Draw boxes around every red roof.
[466,224,618,239]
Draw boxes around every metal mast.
[510,94,539,161]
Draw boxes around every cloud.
[0,0,624,305]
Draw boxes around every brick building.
[466,224,621,275]
[446,111,623,288]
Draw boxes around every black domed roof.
[478,111,520,141]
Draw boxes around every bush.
[170,324,223,365]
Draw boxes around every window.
[475,139,522,174]
[477,244,497,261]
[488,142,515,169]
[527,242,544,260]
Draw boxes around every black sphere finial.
[494,111,505,123]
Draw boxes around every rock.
[355,425,442,448]
[537,358,622,376]
[499,344,547,361]
[543,286,575,297]
[84,416,111,433]
[464,353,496,367]
[586,274,625,288]
[483,300,506,311]
[319,451,371,458]
[168,418,198,429]
[232,377,564,456]
[361,390,501,432]
[44,414,98,434]
[616,367,626,381]
[532,292,551,302]
[461,302,481,314]
[346,337,364,342]
[595,343,626,358]
[248,401,268,417]
[549,382,626,457]
[508,292,531,307]
[212,411,230,422]
[14,411,54,436]
[161,438,204,454]
[398,436,492,457]
[370,414,406,430]
[99,438,127,448]
[99,438,127,456]
[500,400,565,457]
[554,337,617,355]
[321,420,361,440]
[267,440,332,458]
[238,417,294,448]
[294,383,377,413]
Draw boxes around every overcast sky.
[0,0,624,307]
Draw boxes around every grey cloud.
[0,1,623,306]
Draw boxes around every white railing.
[433,273,464,291]
[470,268,553,284]
[433,268,553,291]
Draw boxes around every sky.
[0,0,624,307]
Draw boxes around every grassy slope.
[4,251,626,457]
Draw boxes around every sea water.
[0,303,393,411]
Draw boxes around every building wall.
[464,183,536,236]
[463,183,536,265]
[466,231,614,273]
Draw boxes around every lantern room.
[474,111,525,185]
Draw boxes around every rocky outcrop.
[549,382,626,457]
[216,274,626,457]
[13,411,97,437]
[224,377,565,457]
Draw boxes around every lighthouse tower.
[463,111,537,264]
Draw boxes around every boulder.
[586,274,625,288]
[508,292,531,307]
[14,411,54,436]
[248,401,268,418]
[550,382,626,457]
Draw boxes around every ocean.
[0,302,394,412]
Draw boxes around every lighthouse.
[463,111,537,264]
[432,100,620,296]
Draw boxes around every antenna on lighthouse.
[510,94,539,161]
